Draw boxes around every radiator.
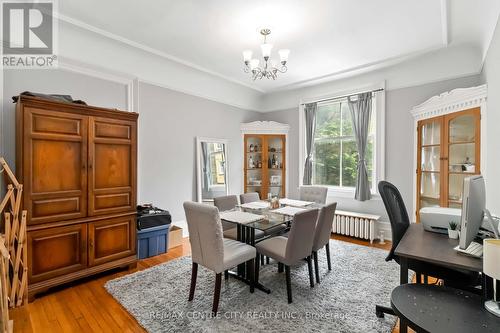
[331,210,380,244]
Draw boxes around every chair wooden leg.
[278,262,284,273]
[416,272,422,284]
[266,256,270,265]
[224,270,229,280]
[313,251,320,283]
[375,305,395,318]
[285,265,292,304]
[260,255,264,265]
[247,259,255,293]
[188,262,198,301]
[212,273,222,314]
[255,254,260,284]
[307,256,315,288]
[325,243,332,271]
[424,275,428,284]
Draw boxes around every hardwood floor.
[9,236,410,333]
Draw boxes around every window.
[311,98,376,190]
[208,143,226,187]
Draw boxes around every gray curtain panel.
[348,92,373,201]
[303,102,318,185]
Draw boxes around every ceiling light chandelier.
[242,29,290,80]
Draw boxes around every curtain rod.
[300,88,384,105]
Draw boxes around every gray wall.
[1,70,260,223]
[263,75,482,223]
[481,19,500,215]
[2,69,128,169]
[137,82,260,221]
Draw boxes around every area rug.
[105,240,405,333]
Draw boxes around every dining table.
[220,200,321,294]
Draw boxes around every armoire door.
[88,117,137,216]
[28,223,87,283]
[88,216,136,266]
[23,108,88,225]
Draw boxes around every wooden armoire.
[15,95,138,300]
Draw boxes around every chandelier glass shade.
[243,29,289,80]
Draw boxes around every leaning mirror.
[196,137,229,203]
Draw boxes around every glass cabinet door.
[267,136,285,198]
[419,119,442,208]
[446,111,479,208]
[245,136,263,198]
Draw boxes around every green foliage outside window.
[312,101,374,188]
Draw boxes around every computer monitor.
[459,175,486,250]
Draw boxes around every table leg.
[227,226,271,294]
[399,257,409,333]
[237,225,244,276]
[400,257,408,285]
[399,318,408,333]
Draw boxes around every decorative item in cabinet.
[241,121,289,199]
[411,85,485,221]
[15,95,138,301]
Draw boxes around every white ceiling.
[59,0,500,93]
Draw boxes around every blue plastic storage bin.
[137,224,170,259]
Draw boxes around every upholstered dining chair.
[183,202,256,314]
[240,192,260,204]
[299,186,328,204]
[312,202,337,283]
[213,195,239,212]
[255,209,319,303]
[214,195,265,240]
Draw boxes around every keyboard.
[454,242,483,258]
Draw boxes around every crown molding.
[266,45,448,93]
[240,121,290,134]
[411,84,487,120]
[56,56,260,112]
[56,13,265,94]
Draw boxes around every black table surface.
[391,284,500,333]
[395,224,483,272]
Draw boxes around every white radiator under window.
[332,210,380,244]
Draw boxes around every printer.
[420,206,500,236]
[420,207,461,234]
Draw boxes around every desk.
[395,224,482,285]
[394,224,493,333]
[391,284,500,333]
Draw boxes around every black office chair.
[375,181,480,318]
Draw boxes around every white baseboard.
[375,220,392,242]
[172,220,189,238]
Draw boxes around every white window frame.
[299,82,386,198]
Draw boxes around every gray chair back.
[313,202,337,251]
[183,202,224,273]
[240,192,260,204]
[214,195,238,211]
[285,209,319,263]
[299,186,328,204]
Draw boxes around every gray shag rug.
[105,240,404,333]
